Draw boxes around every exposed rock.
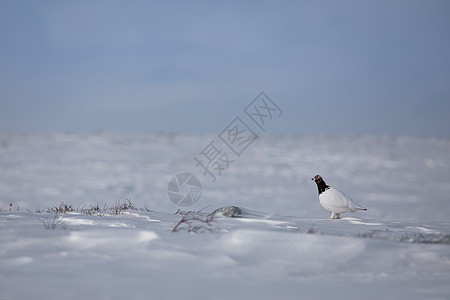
[209,206,242,218]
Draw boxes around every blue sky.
[1,0,449,136]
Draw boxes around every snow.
[1,132,450,300]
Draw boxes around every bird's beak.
[311,177,314,181]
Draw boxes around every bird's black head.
[311,175,322,182]
[311,174,329,194]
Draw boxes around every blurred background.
[1,1,449,220]
[1,0,449,136]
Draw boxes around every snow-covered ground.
[1,132,449,300]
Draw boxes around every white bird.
[311,175,367,219]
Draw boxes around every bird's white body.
[319,187,366,219]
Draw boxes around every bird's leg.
[330,212,340,219]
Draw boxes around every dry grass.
[39,215,68,230]
[47,202,75,214]
[27,199,141,217]
[172,215,215,233]
[174,205,210,216]
[110,199,134,215]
